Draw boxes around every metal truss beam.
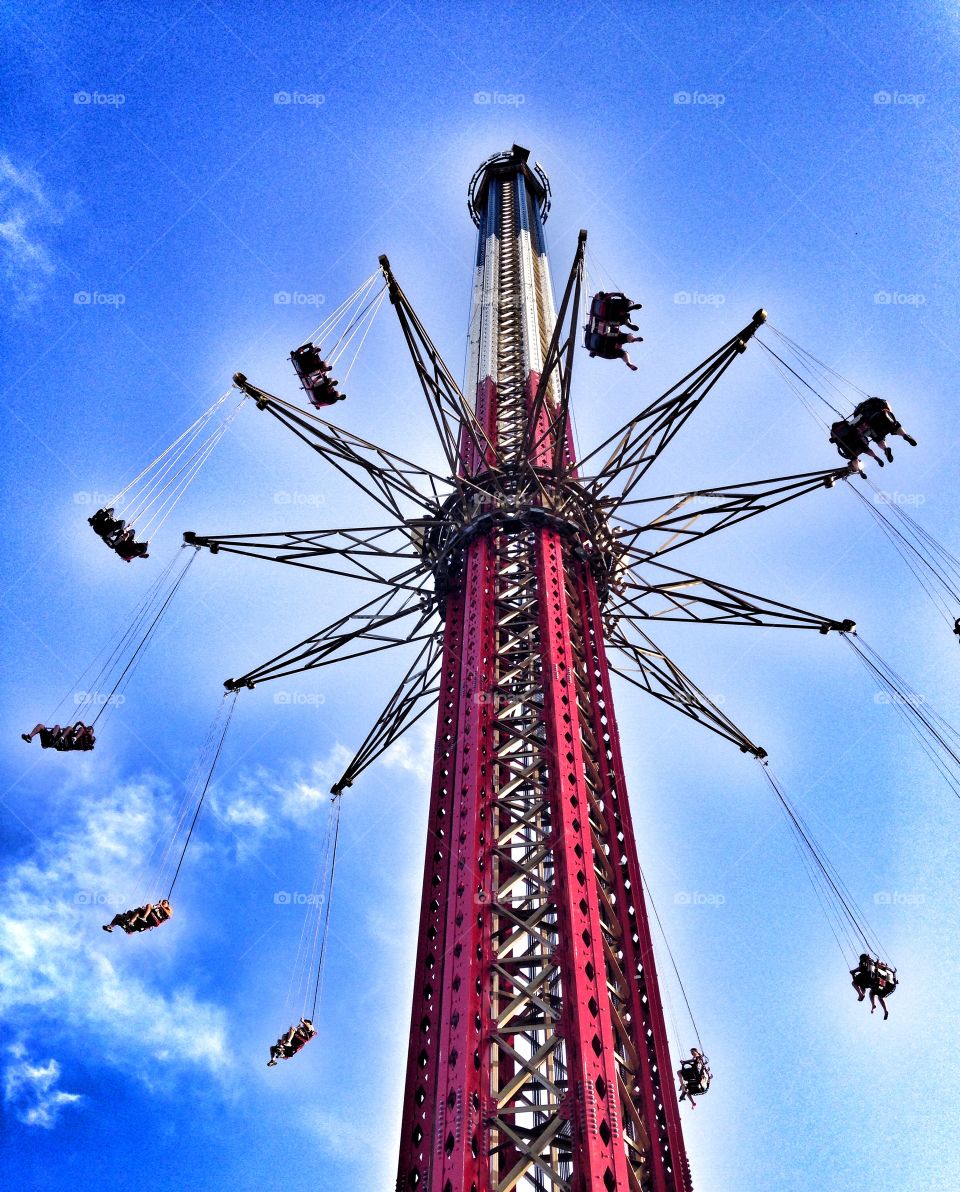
[521,230,587,473]
[608,558,855,632]
[611,467,848,559]
[232,374,448,520]
[183,525,429,592]
[331,632,444,795]
[380,254,500,482]
[224,587,435,690]
[577,310,768,500]
[606,624,766,757]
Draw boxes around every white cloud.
[210,726,431,849]
[212,744,352,841]
[375,718,434,786]
[0,778,231,1102]
[3,1044,83,1128]
[0,151,64,308]
[0,741,412,1128]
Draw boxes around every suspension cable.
[143,701,229,903]
[759,761,883,958]
[637,864,703,1052]
[306,272,379,347]
[843,632,960,800]
[846,480,960,627]
[310,794,341,1020]
[755,337,845,418]
[110,390,236,512]
[284,793,339,1016]
[91,547,199,727]
[767,325,872,402]
[166,689,238,900]
[120,396,246,533]
[338,287,388,385]
[45,549,184,725]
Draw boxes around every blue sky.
[2,2,959,1189]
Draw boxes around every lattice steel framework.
[187,144,856,1192]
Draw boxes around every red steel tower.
[193,144,853,1192]
[393,145,691,1192]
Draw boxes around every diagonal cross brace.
[231,374,448,521]
[223,588,435,690]
[184,524,430,593]
[606,624,766,757]
[578,310,768,500]
[611,466,849,558]
[608,558,855,631]
[331,632,445,794]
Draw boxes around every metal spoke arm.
[183,524,430,592]
[578,308,768,499]
[606,624,766,757]
[522,230,586,472]
[611,466,849,558]
[231,373,447,521]
[223,588,435,690]
[331,633,445,795]
[608,558,855,631]
[379,255,498,478]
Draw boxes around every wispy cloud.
[0,151,65,308]
[211,744,353,843]
[0,778,231,1101]
[3,1043,83,1128]
[375,719,434,786]
[0,736,421,1132]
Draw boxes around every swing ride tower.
[188,144,868,1191]
[393,144,690,1192]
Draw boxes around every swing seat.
[583,329,623,359]
[290,343,326,377]
[307,380,344,408]
[679,1060,710,1096]
[871,963,898,996]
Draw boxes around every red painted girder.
[535,520,636,1191]
[524,372,554,471]
[395,583,469,1190]
[579,570,692,1192]
[462,376,499,477]
[434,530,498,1191]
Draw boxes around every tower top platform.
[467,143,551,226]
